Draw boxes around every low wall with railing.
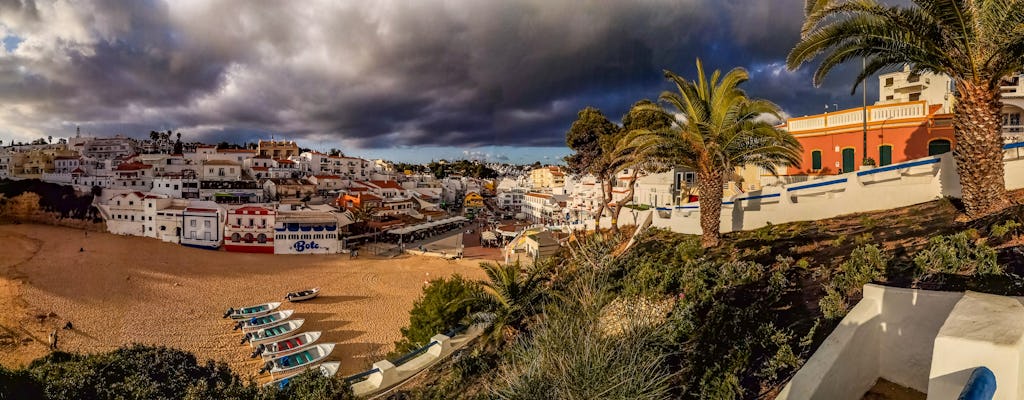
[642,144,1024,235]
[778,286,1024,400]
[344,323,485,398]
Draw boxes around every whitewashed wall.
[591,144,1024,235]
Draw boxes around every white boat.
[284,288,320,302]
[243,319,304,345]
[234,310,294,332]
[223,302,281,320]
[260,343,336,376]
[251,331,322,359]
[264,361,341,388]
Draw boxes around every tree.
[787,0,1024,218]
[475,261,549,348]
[632,60,801,247]
[1,192,41,222]
[173,132,183,155]
[47,136,52,144]
[564,107,623,230]
[604,100,679,228]
[149,130,159,142]
[394,275,480,354]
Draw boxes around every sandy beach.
[0,224,486,379]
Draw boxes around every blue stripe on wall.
[787,178,848,192]
[857,157,940,176]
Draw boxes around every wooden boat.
[260,343,336,376]
[234,310,294,332]
[242,319,304,345]
[264,361,340,389]
[284,288,320,302]
[223,302,281,320]
[250,331,322,359]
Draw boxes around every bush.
[913,231,1001,281]
[264,368,353,400]
[819,244,890,319]
[990,220,1022,240]
[1,345,353,400]
[24,346,252,400]
[494,260,673,400]
[616,234,702,298]
[394,275,481,354]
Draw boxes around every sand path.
[0,224,486,379]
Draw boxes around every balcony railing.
[786,101,928,133]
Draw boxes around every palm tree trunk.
[591,177,609,232]
[697,169,723,248]
[611,169,641,230]
[606,179,619,235]
[952,81,1009,217]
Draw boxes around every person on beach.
[49,330,58,350]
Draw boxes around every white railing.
[786,102,928,133]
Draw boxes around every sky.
[0,0,887,164]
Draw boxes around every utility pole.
[862,57,868,166]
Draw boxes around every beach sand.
[0,224,486,379]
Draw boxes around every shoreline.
[0,223,486,379]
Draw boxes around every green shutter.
[842,148,855,173]
[879,146,892,166]
[812,151,822,171]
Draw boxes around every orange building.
[783,101,954,175]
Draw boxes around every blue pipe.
[958,367,996,400]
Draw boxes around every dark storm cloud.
[0,0,883,149]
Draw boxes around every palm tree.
[475,261,548,348]
[629,59,802,248]
[787,0,1024,217]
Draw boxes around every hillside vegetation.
[388,193,1024,399]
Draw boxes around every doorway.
[842,148,856,173]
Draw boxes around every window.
[204,220,211,228]
[811,150,822,171]
[885,77,894,87]
[885,95,894,101]
[237,218,242,226]
[909,93,921,101]
[190,220,196,227]
[928,139,952,156]
[879,145,893,166]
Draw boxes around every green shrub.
[991,220,1022,239]
[494,266,672,400]
[265,369,353,400]
[913,231,1002,281]
[395,274,481,354]
[818,244,890,319]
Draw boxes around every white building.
[82,136,138,161]
[308,175,345,194]
[1002,73,1024,141]
[273,212,345,254]
[152,173,200,199]
[181,203,225,249]
[102,191,152,236]
[876,64,953,112]
[521,192,567,224]
[199,159,242,181]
